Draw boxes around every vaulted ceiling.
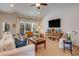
[0,3,79,20]
[0,3,52,19]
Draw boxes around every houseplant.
[67,33,71,41]
[35,31,40,38]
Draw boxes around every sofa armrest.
[0,44,35,56]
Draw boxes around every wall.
[0,12,41,38]
[42,4,79,45]
[42,4,79,33]
[0,13,16,38]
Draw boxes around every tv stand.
[47,28,63,41]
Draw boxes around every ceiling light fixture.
[36,3,40,7]
[31,3,47,9]
[10,4,14,7]
[37,11,40,15]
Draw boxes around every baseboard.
[73,43,79,47]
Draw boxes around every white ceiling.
[0,3,52,17]
[0,3,79,19]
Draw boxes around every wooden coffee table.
[28,38,46,52]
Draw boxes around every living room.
[0,3,79,56]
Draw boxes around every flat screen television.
[48,19,60,27]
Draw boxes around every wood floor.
[35,38,79,56]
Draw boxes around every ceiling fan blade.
[31,4,36,7]
[30,3,47,9]
[40,3,47,6]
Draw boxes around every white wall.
[0,13,16,38]
[0,12,40,38]
[42,4,79,33]
[42,4,79,45]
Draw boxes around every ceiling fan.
[31,3,48,9]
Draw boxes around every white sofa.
[0,32,16,51]
[0,44,35,56]
[0,32,35,56]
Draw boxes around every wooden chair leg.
[70,49,72,54]
[35,44,37,52]
[44,41,46,49]
[70,45,72,54]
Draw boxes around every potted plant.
[67,33,71,42]
[35,31,39,38]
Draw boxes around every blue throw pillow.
[20,32,24,36]
[15,39,27,48]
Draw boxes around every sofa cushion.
[0,45,35,56]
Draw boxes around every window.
[20,23,24,32]
[20,22,36,33]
